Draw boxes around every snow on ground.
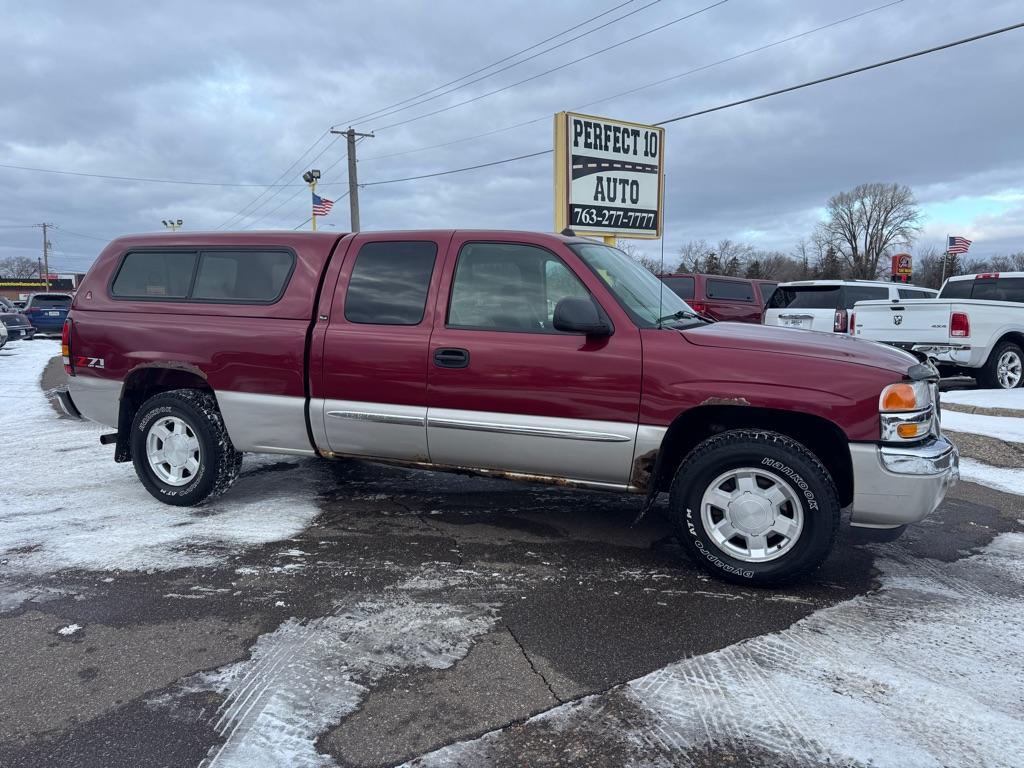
[943,388,1024,410]
[942,408,1024,443]
[0,340,325,584]
[959,458,1024,496]
[411,534,1024,768]
[170,574,496,768]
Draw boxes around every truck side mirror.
[553,297,612,337]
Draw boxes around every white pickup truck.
[851,272,1024,389]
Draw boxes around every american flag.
[947,235,972,254]
[312,193,334,216]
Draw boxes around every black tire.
[978,341,1023,390]
[130,389,242,506]
[668,430,840,586]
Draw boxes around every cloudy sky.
[1,0,1022,274]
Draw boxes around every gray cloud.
[1,0,1022,275]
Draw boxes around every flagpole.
[940,232,948,285]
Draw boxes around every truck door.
[425,234,642,487]
[315,233,450,461]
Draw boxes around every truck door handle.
[433,347,470,369]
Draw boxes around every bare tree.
[616,239,663,274]
[0,255,40,278]
[818,182,921,279]
[912,245,945,289]
[676,239,711,272]
[816,245,844,279]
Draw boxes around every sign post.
[554,112,665,243]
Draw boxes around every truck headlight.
[879,381,936,442]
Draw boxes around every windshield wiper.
[656,309,713,327]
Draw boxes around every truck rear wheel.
[979,341,1023,389]
[668,430,840,585]
[130,389,242,506]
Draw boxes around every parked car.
[765,280,937,333]
[852,272,1024,389]
[0,297,19,312]
[62,231,957,585]
[12,300,26,310]
[0,307,35,340]
[658,273,777,323]
[23,292,73,334]
[0,321,7,350]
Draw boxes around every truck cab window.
[344,241,437,325]
[448,242,588,333]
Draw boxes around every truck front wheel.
[669,430,840,585]
[130,389,242,506]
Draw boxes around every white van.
[764,280,937,333]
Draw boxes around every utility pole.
[38,223,53,291]
[330,127,373,232]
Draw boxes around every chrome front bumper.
[910,343,974,367]
[849,436,959,529]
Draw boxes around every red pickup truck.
[63,230,958,584]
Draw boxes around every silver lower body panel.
[216,391,314,456]
[848,436,959,528]
[67,375,121,429]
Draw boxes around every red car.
[658,273,778,323]
[62,231,957,584]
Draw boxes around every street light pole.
[302,170,322,232]
[162,219,183,232]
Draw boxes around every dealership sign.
[891,253,912,275]
[554,112,665,240]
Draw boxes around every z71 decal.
[75,356,105,369]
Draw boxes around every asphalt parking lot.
[1,341,1023,768]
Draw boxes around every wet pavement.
[1,341,1022,767]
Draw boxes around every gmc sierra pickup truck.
[62,230,958,584]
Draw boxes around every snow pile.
[959,458,1024,496]
[943,388,1024,411]
[411,534,1024,767]
[56,623,82,636]
[943,409,1024,443]
[181,592,495,768]
[0,341,325,578]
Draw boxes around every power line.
[341,0,663,129]
[55,227,111,242]
[355,20,1024,187]
[371,1,727,133]
[359,0,905,164]
[251,189,349,231]
[335,0,644,127]
[360,151,552,187]
[215,130,339,230]
[226,3,648,230]
[656,19,1024,125]
[0,162,312,188]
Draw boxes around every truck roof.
[100,229,598,249]
[946,271,1024,281]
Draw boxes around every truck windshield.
[569,243,698,327]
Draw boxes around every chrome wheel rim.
[996,351,1022,389]
[700,468,804,563]
[146,416,201,486]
